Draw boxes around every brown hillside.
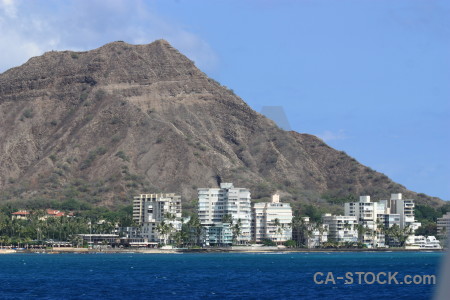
[0,40,442,209]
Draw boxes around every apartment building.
[298,217,328,248]
[379,193,421,231]
[383,213,401,228]
[198,183,252,244]
[344,196,385,247]
[344,193,421,247]
[437,212,450,238]
[132,193,182,243]
[252,194,293,244]
[201,223,233,246]
[322,214,358,243]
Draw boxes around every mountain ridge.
[0,40,442,210]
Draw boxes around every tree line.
[0,203,133,247]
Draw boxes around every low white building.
[405,235,442,249]
[252,194,293,244]
[201,223,233,246]
[11,210,30,220]
[300,217,328,248]
[76,234,120,246]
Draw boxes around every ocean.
[0,252,443,299]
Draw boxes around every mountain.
[0,40,442,210]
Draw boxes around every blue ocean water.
[0,252,443,299]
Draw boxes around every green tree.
[261,238,276,246]
[302,205,323,223]
[185,215,202,246]
[232,219,242,245]
[172,230,188,248]
[273,218,282,244]
[355,224,370,245]
[283,240,296,248]
[291,216,313,248]
[385,224,413,247]
[415,222,437,236]
[156,221,174,245]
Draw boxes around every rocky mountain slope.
[0,40,442,209]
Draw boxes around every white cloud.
[317,129,348,142]
[0,0,218,73]
[167,31,219,73]
[0,0,17,18]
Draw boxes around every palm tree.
[400,225,413,247]
[0,235,10,248]
[369,228,377,248]
[186,215,202,246]
[164,212,176,222]
[23,237,32,249]
[156,221,166,245]
[291,216,313,248]
[374,219,386,248]
[384,225,394,247]
[316,222,326,248]
[355,224,369,246]
[172,231,188,248]
[156,221,174,245]
[341,222,353,248]
[385,224,412,248]
[232,219,242,245]
[71,235,84,248]
[273,218,282,244]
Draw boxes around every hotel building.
[379,193,421,230]
[437,212,450,238]
[344,195,386,247]
[252,194,293,243]
[299,217,328,248]
[322,214,358,243]
[198,183,252,244]
[344,193,421,247]
[132,193,182,243]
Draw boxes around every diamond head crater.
[0,40,444,216]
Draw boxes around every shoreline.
[2,247,446,254]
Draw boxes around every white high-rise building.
[322,214,358,243]
[437,212,450,237]
[133,193,182,243]
[198,183,252,244]
[344,195,385,247]
[345,193,421,248]
[379,193,421,231]
[252,194,293,244]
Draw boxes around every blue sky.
[1,0,449,200]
